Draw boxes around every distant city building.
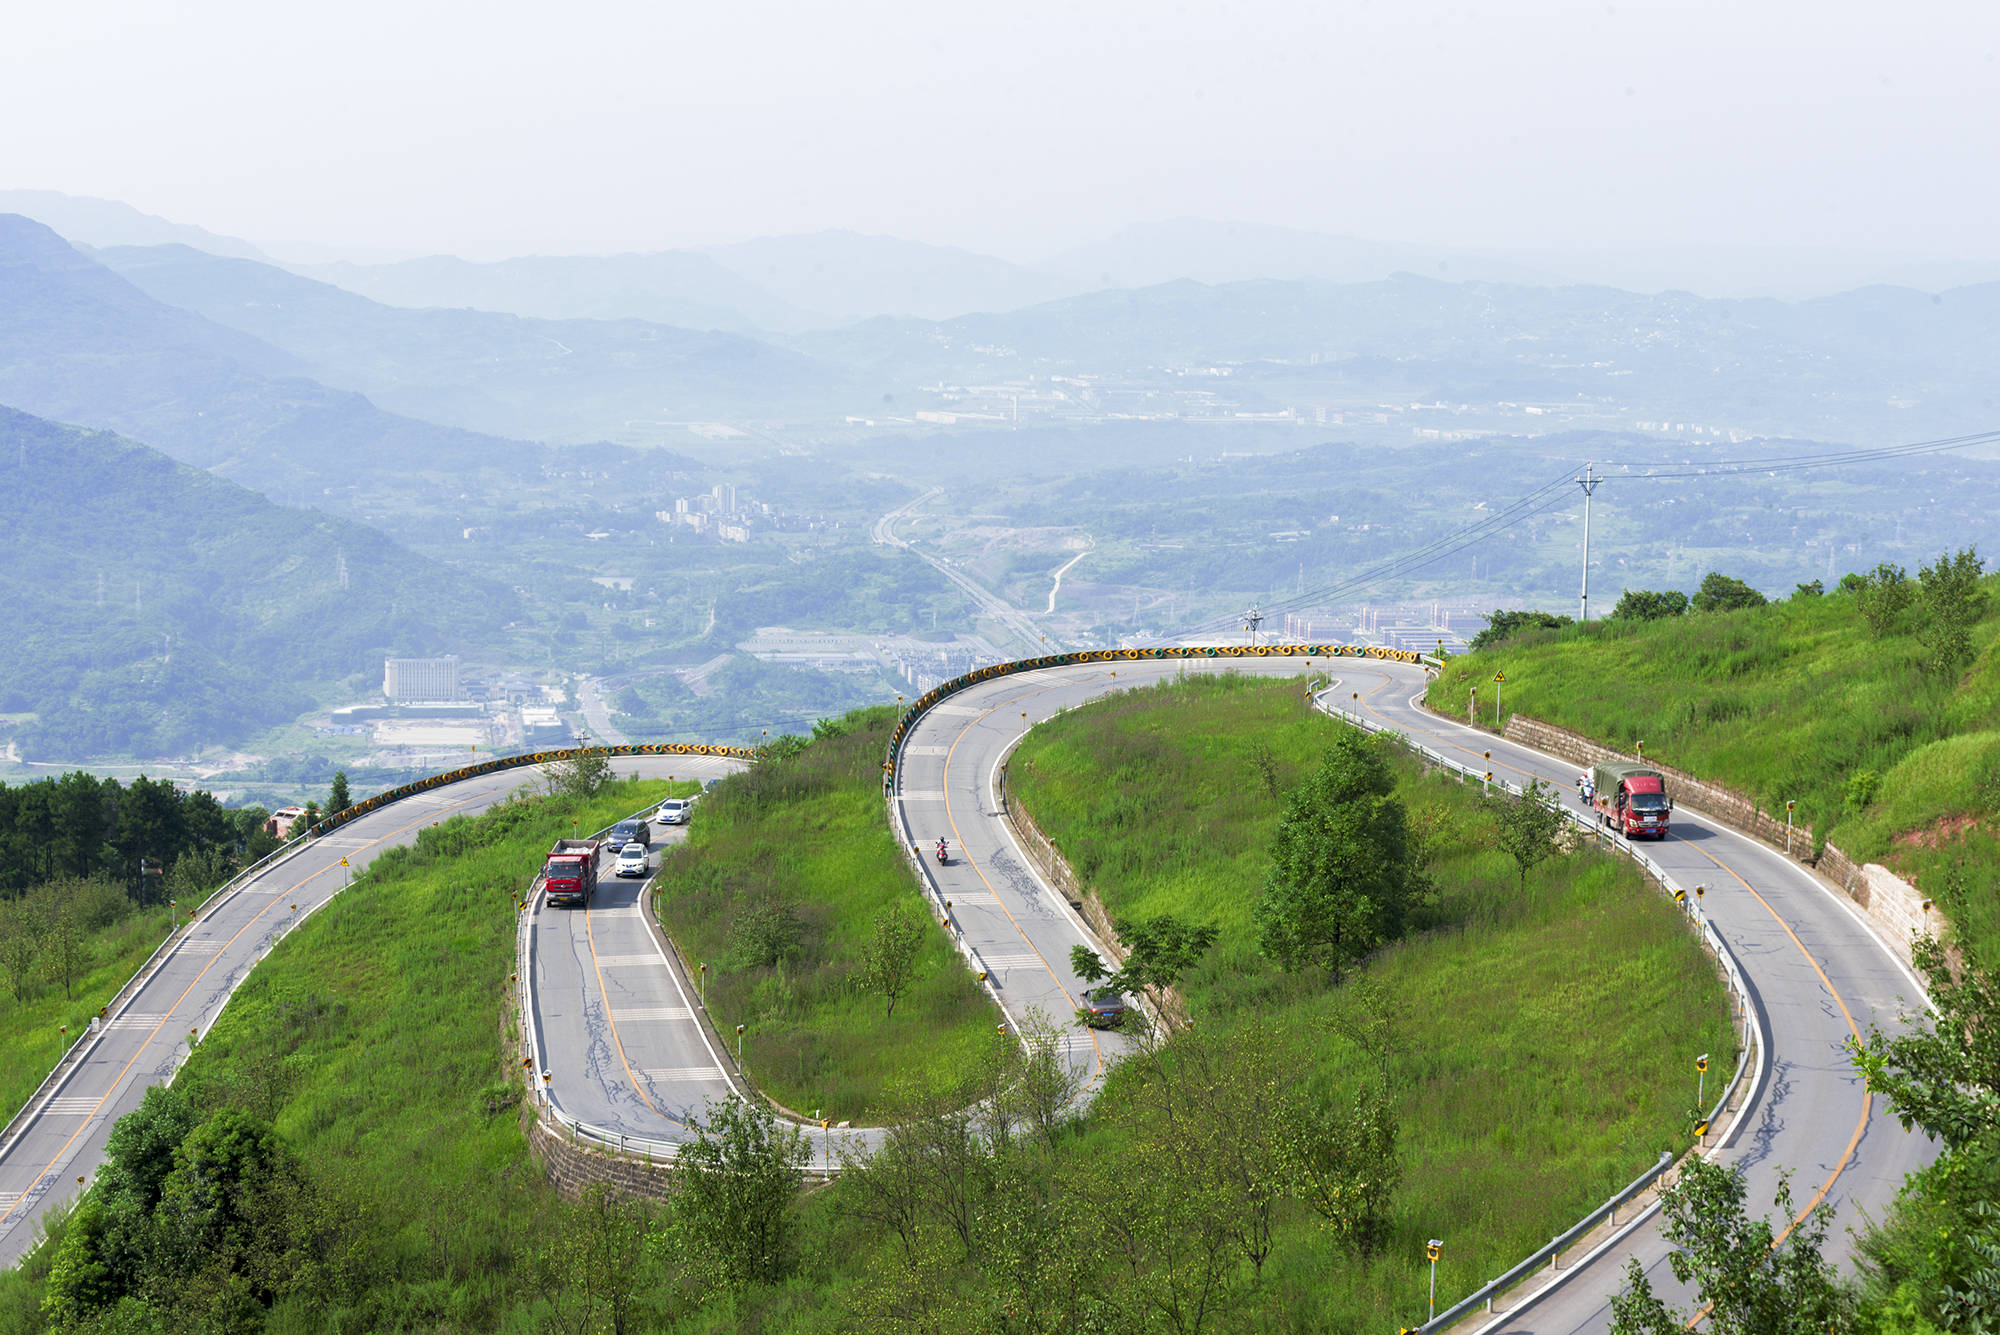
[383,655,462,702]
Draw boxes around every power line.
[1173,426,1998,639]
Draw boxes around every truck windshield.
[1630,795,1668,814]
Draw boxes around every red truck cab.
[543,838,600,907]
[1591,763,1672,840]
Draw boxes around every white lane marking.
[982,951,1044,969]
[312,837,372,849]
[101,1013,165,1031]
[641,1065,727,1082]
[177,940,224,955]
[40,1099,99,1117]
[611,1006,694,1022]
[947,890,998,906]
[930,705,982,716]
[898,791,946,801]
[905,745,950,756]
[0,1193,18,1210]
[594,954,664,968]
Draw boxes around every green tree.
[1493,776,1569,893]
[861,904,927,1019]
[544,747,613,800]
[1609,589,1690,621]
[667,1097,807,1290]
[1277,1078,1400,1254]
[1254,731,1424,977]
[1469,609,1573,652]
[0,897,37,1001]
[1691,571,1768,614]
[1008,1007,1087,1150]
[39,879,89,1000]
[1608,1160,1850,1334]
[327,770,351,815]
[1849,930,1999,1152]
[1915,546,1988,677]
[1073,914,1219,1023]
[1792,579,1824,598]
[1854,562,1913,636]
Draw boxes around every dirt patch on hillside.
[1892,813,1984,850]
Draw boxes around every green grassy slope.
[1426,580,2000,954]
[1011,673,1735,1328]
[656,707,997,1121]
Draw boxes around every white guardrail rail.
[1313,686,1768,1333]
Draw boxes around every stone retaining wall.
[522,1101,678,1203]
[1500,714,1936,967]
[1000,770,1192,1031]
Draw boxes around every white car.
[614,843,648,877]
[655,798,690,826]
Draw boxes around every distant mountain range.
[0,213,563,502]
[94,243,850,444]
[0,406,519,760]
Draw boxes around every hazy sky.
[5,0,1997,264]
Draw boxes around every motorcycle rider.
[936,837,949,864]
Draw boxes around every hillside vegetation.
[1428,565,2000,954]
[1009,673,1734,1330]
[0,407,518,760]
[655,706,997,1120]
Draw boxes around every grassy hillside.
[655,707,996,1120]
[1426,576,2000,953]
[0,406,520,760]
[1010,673,1735,1329]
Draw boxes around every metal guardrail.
[1313,691,1768,1332]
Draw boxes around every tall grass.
[655,706,998,1122]
[1012,673,1736,1330]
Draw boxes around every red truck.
[543,838,601,907]
[1591,762,1672,840]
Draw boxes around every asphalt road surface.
[0,755,724,1269]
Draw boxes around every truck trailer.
[543,838,601,907]
[1591,762,1672,840]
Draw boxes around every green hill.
[0,406,519,759]
[1428,569,2000,952]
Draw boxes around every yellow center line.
[579,877,685,1129]
[0,789,495,1233]
[938,680,1107,1079]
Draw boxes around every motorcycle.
[935,840,950,866]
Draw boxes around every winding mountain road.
[1,654,1940,1335]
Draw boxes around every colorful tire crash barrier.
[297,742,759,839]
[295,644,1419,837]
[881,643,1422,781]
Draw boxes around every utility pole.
[1242,605,1264,645]
[1576,461,1602,621]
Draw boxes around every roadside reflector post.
[1426,1239,1444,1321]
[736,1023,746,1064]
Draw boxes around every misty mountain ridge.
[0,405,519,760]
[94,243,851,445]
[0,214,565,505]
[0,188,270,262]
[298,249,804,335]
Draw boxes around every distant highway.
[873,489,1051,654]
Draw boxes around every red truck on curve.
[1591,762,1672,839]
[543,838,601,907]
